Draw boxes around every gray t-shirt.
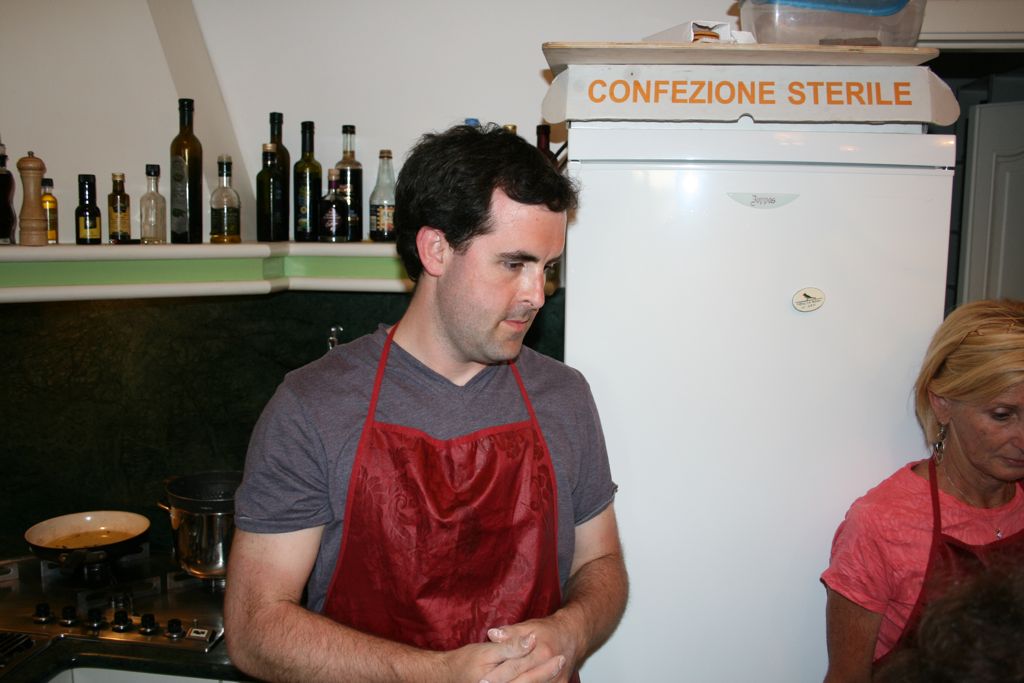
[236,325,616,613]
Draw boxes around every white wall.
[0,0,736,243]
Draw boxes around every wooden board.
[542,42,940,74]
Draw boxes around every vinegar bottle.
[75,174,102,245]
[369,149,396,242]
[256,143,287,241]
[170,98,203,243]
[293,121,321,242]
[0,137,15,245]
[140,164,167,244]
[319,168,345,243]
[210,154,241,243]
[334,124,362,242]
[107,172,131,243]
[536,124,558,167]
[41,178,58,244]
[269,112,290,228]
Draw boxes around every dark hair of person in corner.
[875,565,1024,683]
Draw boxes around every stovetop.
[0,546,226,677]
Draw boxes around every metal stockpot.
[160,471,242,582]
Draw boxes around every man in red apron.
[226,124,628,683]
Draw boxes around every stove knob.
[138,612,159,636]
[86,607,105,630]
[33,602,54,624]
[111,609,132,632]
[165,617,184,640]
[59,605,77,627]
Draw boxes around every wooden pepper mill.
[16,151,48,246]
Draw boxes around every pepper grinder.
[16,151,48,246]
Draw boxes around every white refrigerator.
[563,121,955,682]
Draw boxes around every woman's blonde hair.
[914,299,1024,446]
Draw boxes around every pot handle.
[59,548,108,572]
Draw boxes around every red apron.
[876,457,1024,667]
[323,324,566,655]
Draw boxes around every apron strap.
[927,457,943,536]
[366,324,399,425]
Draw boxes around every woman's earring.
[932,423,948,463]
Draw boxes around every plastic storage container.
[739,0,927,47]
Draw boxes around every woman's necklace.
[941,465,1012,539]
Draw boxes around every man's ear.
[416,226,450,278]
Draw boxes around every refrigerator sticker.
[542,65,960,126]
[728,193,798,209]
[793,288,825,313]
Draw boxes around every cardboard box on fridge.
[541,63,959,126]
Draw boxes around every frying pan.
[25,510,150,567]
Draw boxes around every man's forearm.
[556,551,629,663]
[227,599,444,683]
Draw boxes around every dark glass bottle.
[108,172,131,243]
[170,98,203,243]
[293,121,321,242]
[319,168,345,243]
[536,124,558,167]
[75,174,102,245]
[256,143,287,241]
[334,124,362,242]
[0,138,15,245]
[269,112,290,228]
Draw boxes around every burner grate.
[0,631,36,671]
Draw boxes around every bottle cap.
[464,118,480,127]
[270,112,283,125]
[145,164,160,176]
[342,124,356,134]
[262,143,277,153]
[42,177,54,187]
[301,121,315,131]
[328,168,340,179]
[503,124,518,134]
[537,124,550,134]
[79,174,95,184]
[218,154,232,163]
[379,149,392,158]
[112,172,125,181]
[178,98,194,110]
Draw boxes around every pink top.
[821,460,1024,660]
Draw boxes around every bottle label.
[110,208,130,239]
[211,207,240,237]
[321,206,343,236]
[170,155,188,236]
[78,215,101,240]
[295,185,317,234]
[45,207,58,242]
[371,204,394,233]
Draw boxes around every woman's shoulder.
[844,460,931,527]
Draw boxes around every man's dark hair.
[875,566,1024,683]
[395,123,577,282]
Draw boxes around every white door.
[566,158,951,682]
[958,100,1024,302]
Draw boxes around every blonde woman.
[822,299,1024,682]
